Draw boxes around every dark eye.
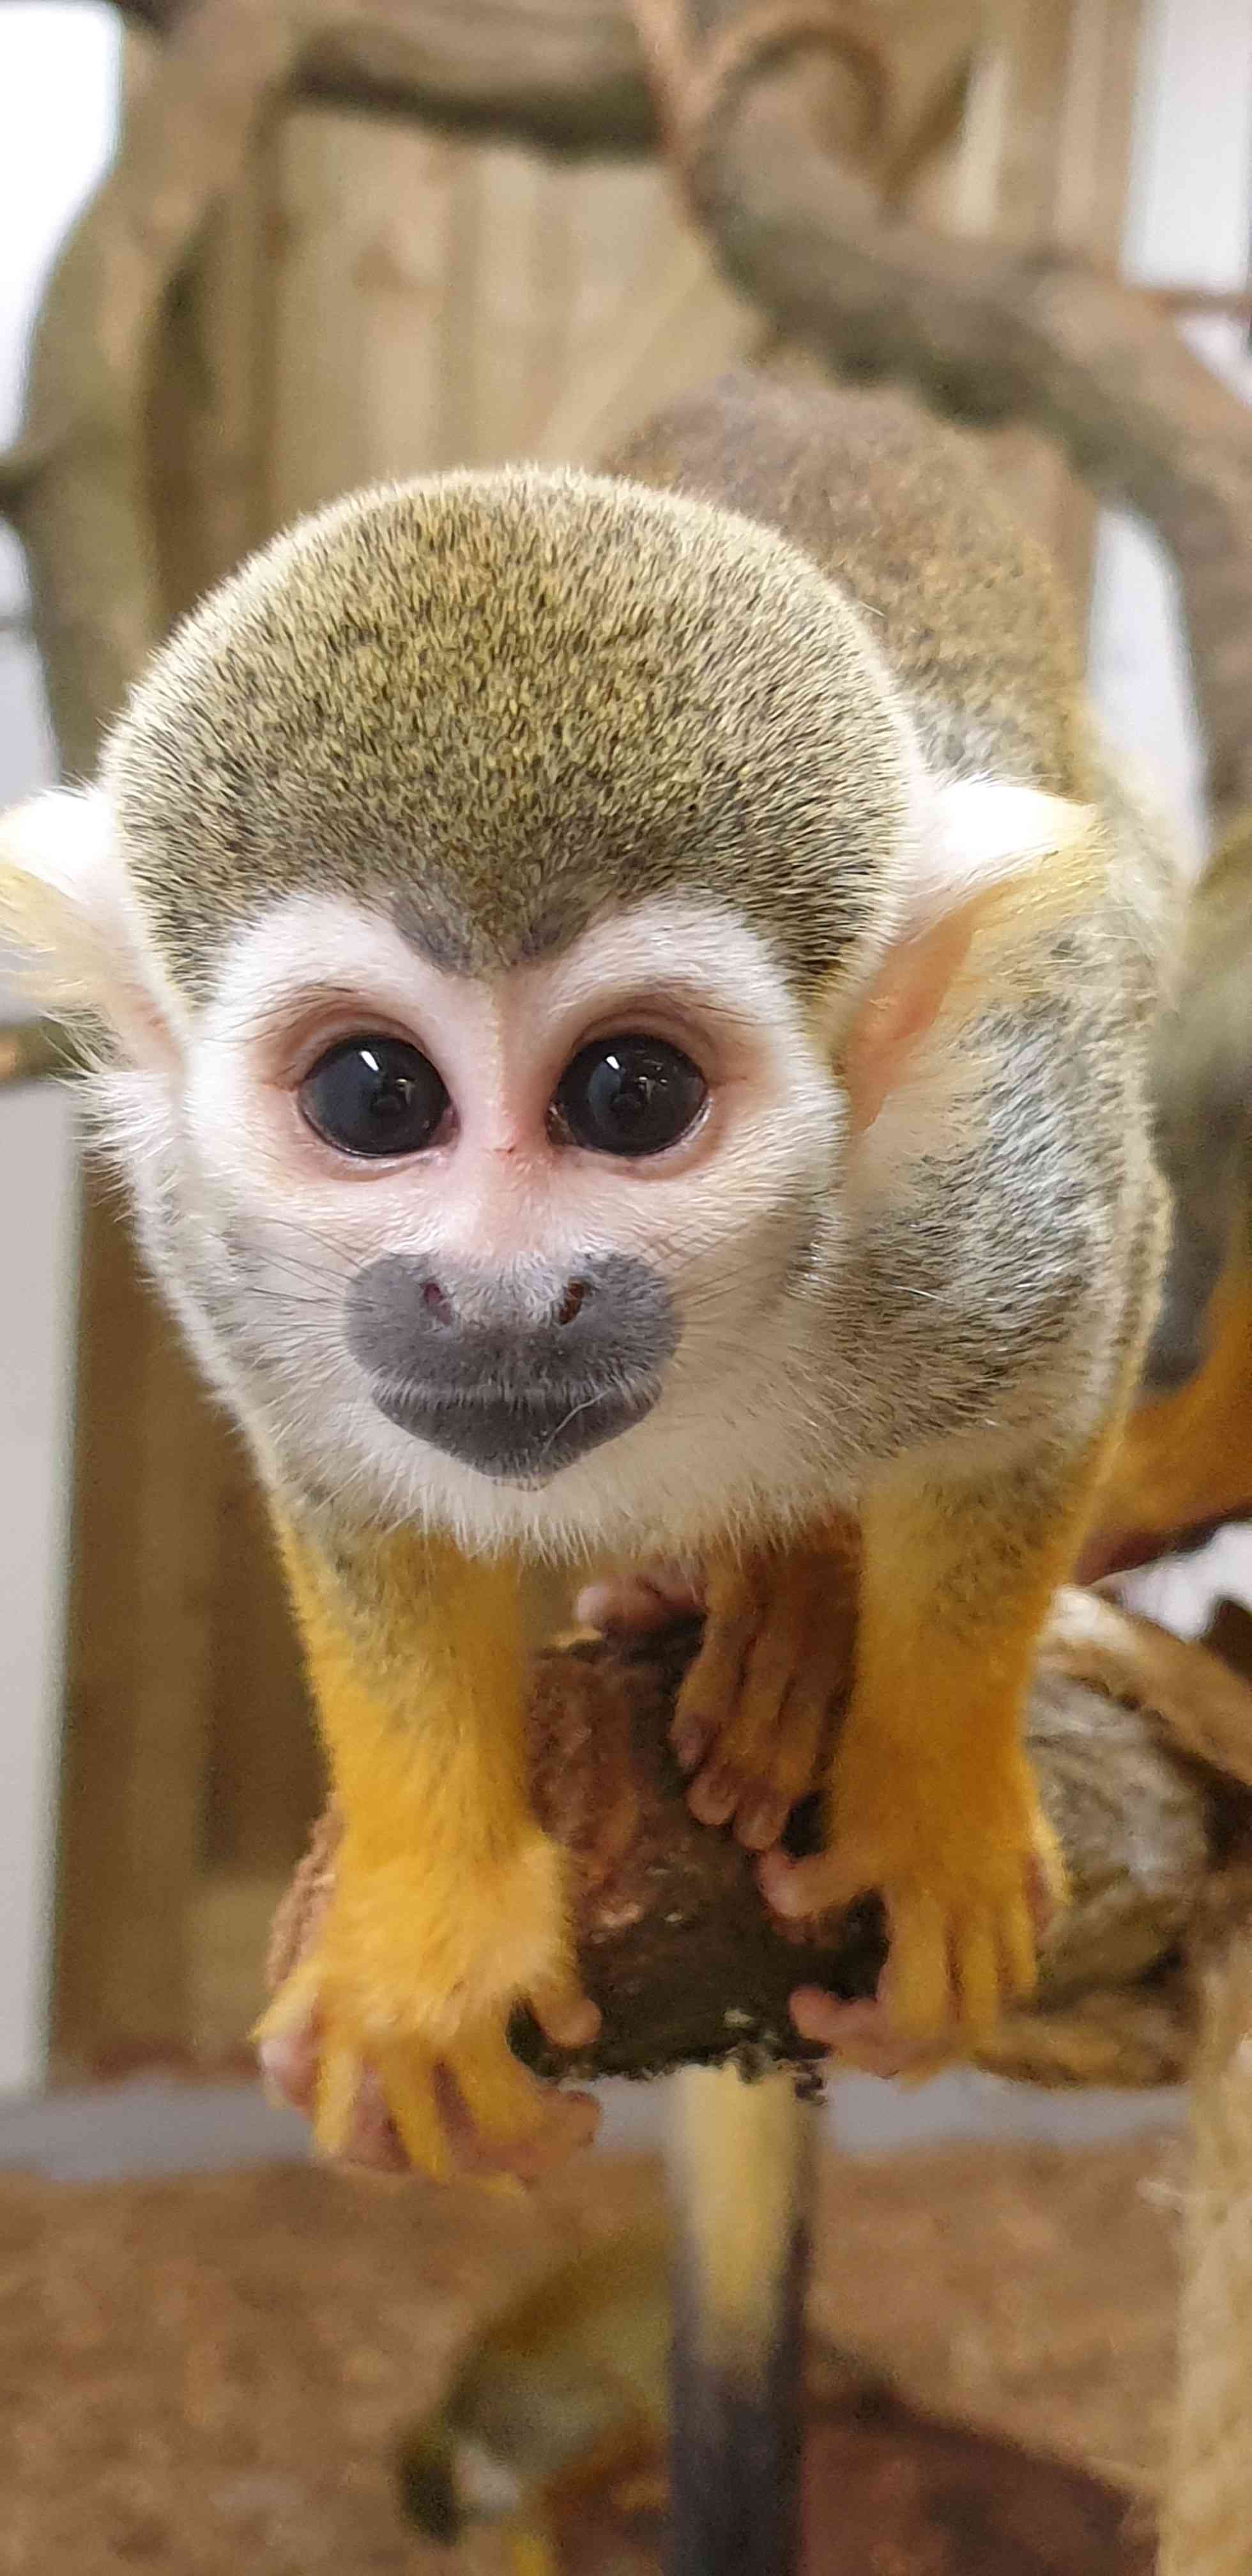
[299,1036,450,1158]
[553,1034,707,1158]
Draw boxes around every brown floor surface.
[0,2133,1179,2573]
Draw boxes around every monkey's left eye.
[299,1036,450,1158]
[552,1034,708,1158]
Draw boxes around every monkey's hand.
[257,1830,600,2182]
[579,1545,857,1852]
[268,1529,602,2181]
[760,1460,1081,2041]
[761,1714,1062,2043]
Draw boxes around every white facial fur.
[1,768,1105,1556]
[115,889,855,1560]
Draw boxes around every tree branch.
[0,0,660,152]
[629,0,1252,832]
[3,0,345,774]
[268,1590,1252,2098]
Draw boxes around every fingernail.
[738,1798,784,1851]
[759,1857,800,1914]
[690,1770,739,1827]
[671,1719,707,1770]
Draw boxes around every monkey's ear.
[843,783,1097,1131]
[0,788,179,1067]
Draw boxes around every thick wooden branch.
[1,0,660,151]
[270,1590,1252,2101]
[629,0,1252,832]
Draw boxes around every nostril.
[421,1279,454,1324]
[556,1279,589,1328]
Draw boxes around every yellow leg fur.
[758,1458,1101,2042]
[256,1519,596,2178]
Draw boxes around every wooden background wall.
[50,0,1144,2073]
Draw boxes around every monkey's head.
[1,468,1087,1554]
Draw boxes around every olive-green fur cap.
[100,465,910,1000]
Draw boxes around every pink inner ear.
[842,910,977,1132]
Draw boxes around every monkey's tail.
[665,2061,814,2576]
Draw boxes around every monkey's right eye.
[298,1037,451,1158]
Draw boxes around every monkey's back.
[604,369,1088,801]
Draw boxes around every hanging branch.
[0,0,985,774]
[0,0,662,151]
[627,0,1252,835]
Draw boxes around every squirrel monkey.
[397,2068,811,2576]
[397,2220,672,2569]
[0,371,1175,2179]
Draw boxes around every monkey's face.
[0,465,1093,1554]
[160,884,850,1555]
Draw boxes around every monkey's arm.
[745,1451,1104,2041]
[258,1518,598,2179]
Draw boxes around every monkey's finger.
[950,1916,1002,2040]
[878,1892,954,2043]
[687,1759,749,1827]
[789,1989,949,2081]
[253,1956,323,2048]
[576,1563,703,1633]
[672,1624,755,1770]
[735,1677,832,1851]
[374,2042,457,2182]
[671,1565,766,1769]
[319,2066,409,2175]
[448,2020,601,2165]
[998,1892,1039,2002]
[1028,1820,1068,1928]
[314,2036,377,2162]
[457,2090,602,2185]
[441,2027,600,2181]
[529,1971,602,2051]
[756,1840,873,1922]
[256,2021,320,2115]
[735,1787,793,1851]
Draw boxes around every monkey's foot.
[667,1548,855,1851]
[760,1735,1063,2043]
[256,1843,600,2182]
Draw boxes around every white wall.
[0,4,119,2092]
